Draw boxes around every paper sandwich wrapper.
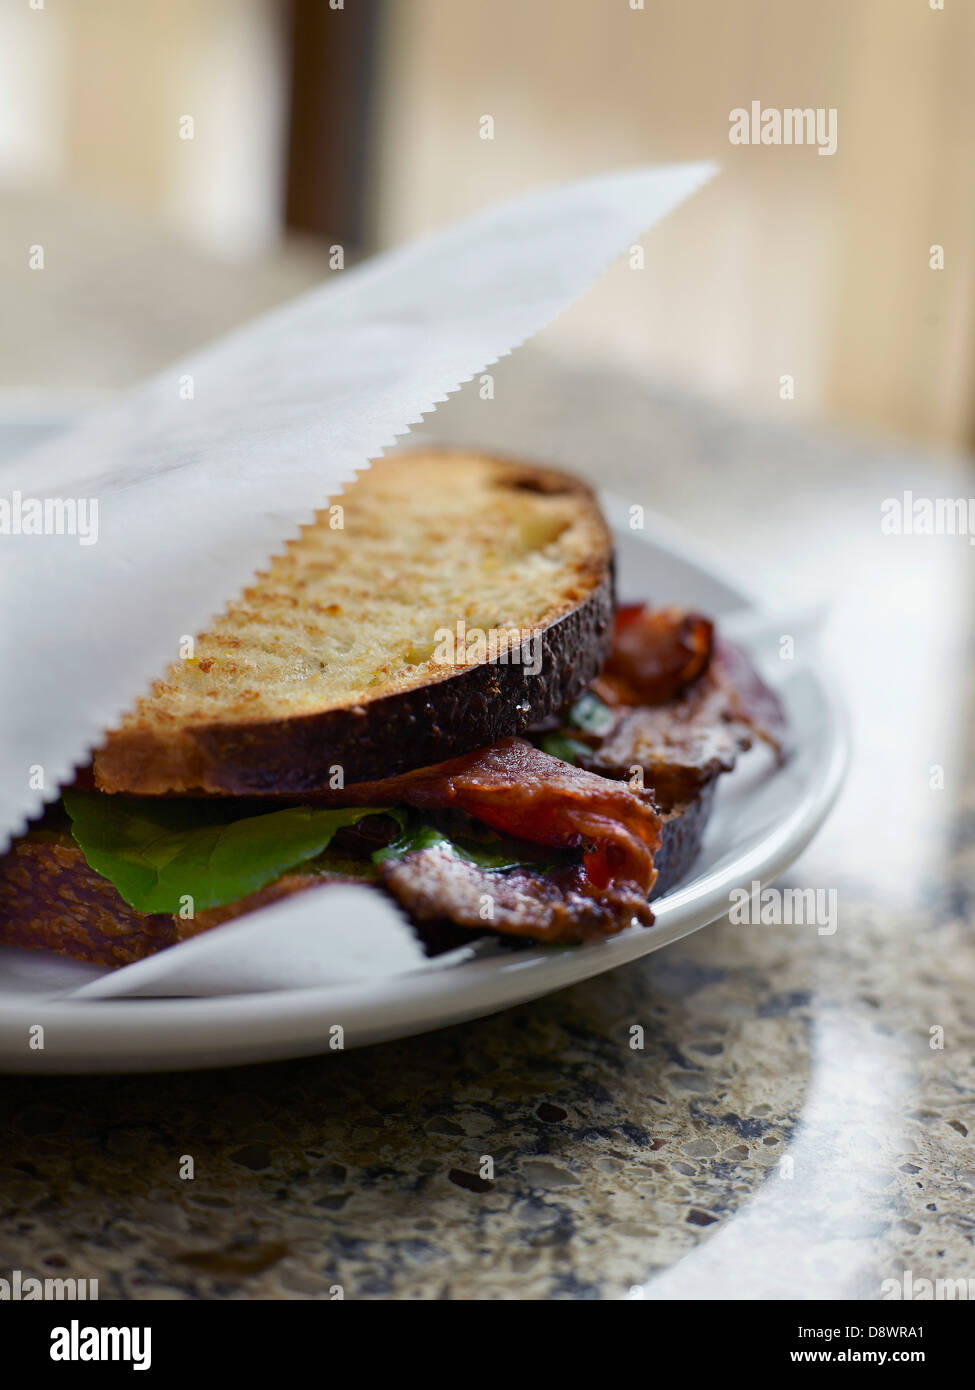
[0,162,716,997]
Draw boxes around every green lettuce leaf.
[373,818,564,873]
[539,733,591,765]
[63,790,397,914]
[566,691,614,735]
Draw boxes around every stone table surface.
[2,339,973,1300]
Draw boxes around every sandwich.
[0,449,787,968]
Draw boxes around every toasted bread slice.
[92,450,614,795]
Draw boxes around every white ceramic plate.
[0,487,847,1072]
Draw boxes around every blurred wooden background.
[2,0,973,450]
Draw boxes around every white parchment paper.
[0,162,716,999]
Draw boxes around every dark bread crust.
[119,570,615,796]
[651,778,717,899]
[0,783,716,969]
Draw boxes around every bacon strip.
[331,737,662,899]
[710,636,791,761]
[593,604,714,706]
[381,852,652,944]
[572,606,789,809]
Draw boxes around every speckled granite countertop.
[2,349,973,1300]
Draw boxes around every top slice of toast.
[92,449,615,796]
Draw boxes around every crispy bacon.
[585,695,743,808]
[593,604,714,707]
[710,636,790,761]
[331,737,662,900]
[578,607,788,809]
[382,853,653,944]
[293,607,786,941]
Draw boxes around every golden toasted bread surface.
[93,450,613,794]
